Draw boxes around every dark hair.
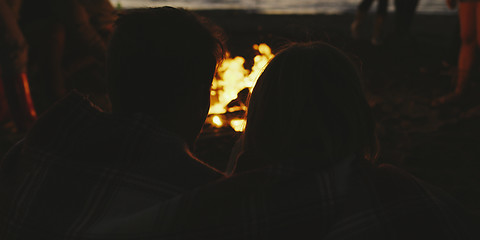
[106,7,225,116]
[242,42,378,169]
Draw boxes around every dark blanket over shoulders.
[0,91,223,239]
[85,158,477,239]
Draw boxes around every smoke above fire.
[207,43,274,132]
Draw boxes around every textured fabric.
[0,91,224,239]
[85,157,476,240]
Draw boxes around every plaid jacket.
[83,158,476,240]
[0,92,224,239]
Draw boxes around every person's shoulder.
[371,163,467,214]
[24,91,106,150]
[137,166,319,238]
[342,161,478,239]
[372,163,458,204]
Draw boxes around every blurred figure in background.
[434,0,480,105]
[393,0,419,39]
[0,0,37,132]
[0,0,116,133]
[443,16,461,69]
[351,0,389,45]
[20,0,117,112]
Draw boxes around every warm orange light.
[209,43,274,115]
[206,43,274,132]
[212,115,223,127]
[230,119,246,132]
[20,73,37,118]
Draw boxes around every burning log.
[227,88,249,110]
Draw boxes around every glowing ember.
[230,119,246,132]
[212,115,223,127]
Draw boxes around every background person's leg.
[352,0,375,39]
[358,0,375,12]
[394,0,419,38]
[372,0,389,45]
[456,2,477,95]
[433,2,476,106]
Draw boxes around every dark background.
[2,11,479,224]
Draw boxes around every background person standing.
[351,0,389,45]
[393,0,420,39]
[434,0,480,105]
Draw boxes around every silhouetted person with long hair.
[434,0,480,105]
[239,43,377,170]
[0,7,226,239]
[88,42,475,239]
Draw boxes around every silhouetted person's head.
[241,42,378,170]
[107,7,225,147]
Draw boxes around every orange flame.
[207,44,273,132]
[209,43,274,115]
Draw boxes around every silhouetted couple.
[0,7,476,239]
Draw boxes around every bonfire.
[205,43,274,132]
